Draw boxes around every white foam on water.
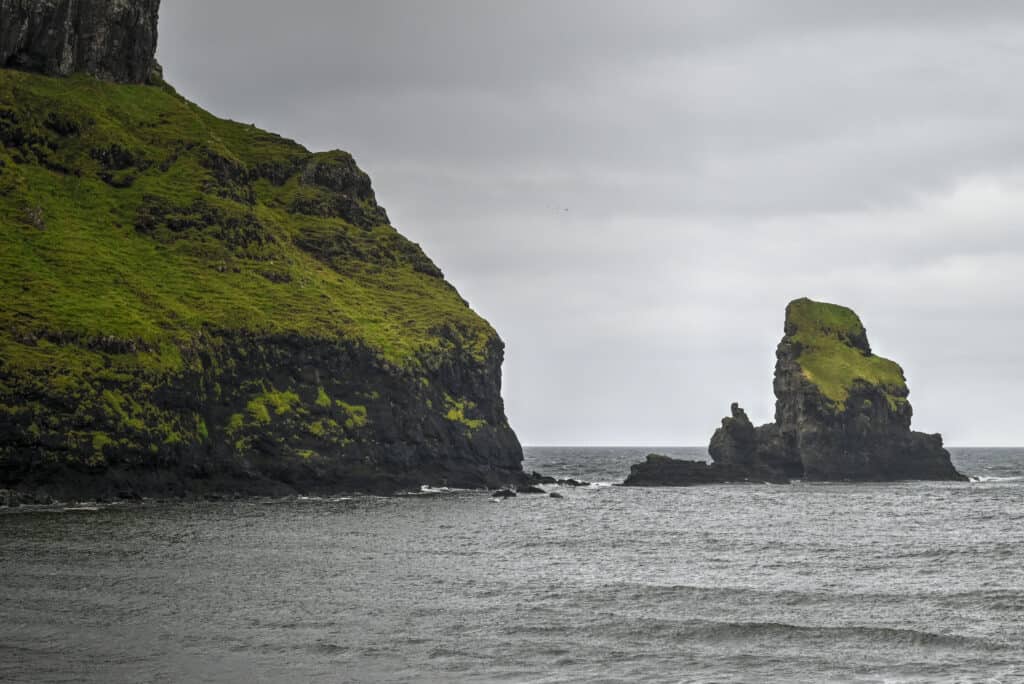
[418,485,470,495]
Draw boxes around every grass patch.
[315,386,331,408]
[0,69,497,380]
[444,395,486,430]
[337,401,368,430]
[786,298,908,410]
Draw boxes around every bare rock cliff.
[0,0,160,83]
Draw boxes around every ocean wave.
[417,485,471,495]
[649,619,1000,651]
[616,582,1024,613]
[969,475,1024,483]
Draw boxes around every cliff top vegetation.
[784,298,908,410]
[0,69,497,383]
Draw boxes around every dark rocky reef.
[624,299,966,486]
[624,452,788,487]
[0,0,160,83]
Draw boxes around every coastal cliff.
[624,298,965,486]
[0,0,524,501]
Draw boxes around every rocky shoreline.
[0,470,591,509]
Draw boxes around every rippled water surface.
[2,447,1024,683]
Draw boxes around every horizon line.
[521,444,1023,450]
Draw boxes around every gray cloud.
[159,1,1024,445]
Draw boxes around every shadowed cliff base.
[624,299,966,486]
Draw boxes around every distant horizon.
[522,444,1024,450]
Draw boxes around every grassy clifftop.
[0,69,521,497]
[784,298,908,410]
[0,69,494,371]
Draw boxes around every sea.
[2,447,1023,683]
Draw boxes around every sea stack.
[624,298,965,485]
[0,0,524,501]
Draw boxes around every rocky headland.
[0,0,526,502]
[624,298,966,486]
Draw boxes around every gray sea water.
[2,447,1023,683]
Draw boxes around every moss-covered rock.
[783,298,908,412]
[625,298,964,486]
[771,298,962,481]
[0,55,523,498]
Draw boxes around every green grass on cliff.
[786,298,908,410]
[0,70,495,375]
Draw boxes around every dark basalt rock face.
[624,299,966,487]
[771,320,962,482]
[707,403,802,480]
[0,331,525,501]
[708,403,758,466]
[0,0,160,83]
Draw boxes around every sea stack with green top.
[624,298,964,486]
[773,298,963,481]
[0,0,524,501]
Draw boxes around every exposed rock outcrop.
[0,0,160,83]
[624,298,966,486]
[623,453,788,487]
[708,403,803,478]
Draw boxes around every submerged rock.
[516,485,546,494]
[492,489,517,499]
[624,298,966,486]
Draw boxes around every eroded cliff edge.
[625,298,965,486]
[0,1,524,501]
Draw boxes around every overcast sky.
[158,1,1024,446]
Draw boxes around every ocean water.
[2,447,1023,683]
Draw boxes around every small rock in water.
[517,485,546,494]
[492,489,517,498]
[549,492,564,499]
[557,478,590,487]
